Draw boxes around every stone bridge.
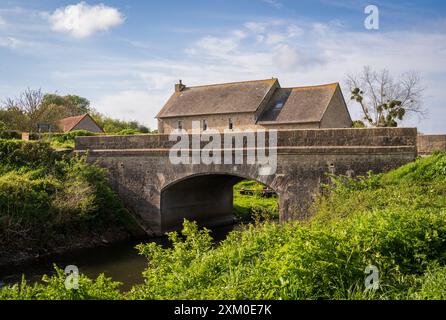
[75,128,417,236]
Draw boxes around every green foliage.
[43,94,92,116]
[0,140,59,171]
[128,203,446,299]
[351,87,405,127]
[0,130,21,139]
[3,152,446,300]
[410,263,446,299]
[127,152,446,300]
[1,89,149,135]
[0,266,122,300]
[92,114,150,134]
[233,180,279,222]
[0,120,6,133]
[45,130,98,149]
[0,140,138,252]
[116,128,143,135]
[351,120,366,128]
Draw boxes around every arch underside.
[160,173,275,233]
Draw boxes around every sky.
[0,0,445,133]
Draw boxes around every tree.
[41,93,92,117]
[347,66,425,127]
[1,89,151,134]
[1,88,45,131]
[351,120,366,128]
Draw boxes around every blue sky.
[0,0,445,132]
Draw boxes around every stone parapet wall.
[76,127,418,151]
[417,134,446,155]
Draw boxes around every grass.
[0,139,142,260]
[1,152,446,300]
[233,180,279,221]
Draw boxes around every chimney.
[175,79,186,92]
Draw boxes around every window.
[274,102,284,110]
[177,120,182,130]
[228,118,233,130]
[202,119,208,131]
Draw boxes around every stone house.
[57,113,104,133]
[156,78,352,133]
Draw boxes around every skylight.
[274,102,284,110]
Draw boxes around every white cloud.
[265,32,286,45]
[274,44,303,69]
[195,35,241,56]
[0,36,22,49]
[0,15,6,27]
[262,0,282,9]
[47,1,124,38]
[8,13,443,133]
[94,90,165,129]
[245,21,267,33]
[287,24,304,37]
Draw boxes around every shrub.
[410,264,446,299]
[0,140,140,251]
[2,152,446,300]
[0,129,22,139]
[116,128,143,135]
[233,180,279,222]
[0,266,122,300]
[44,130,97,149]
[128,153,446,300]
[0,140,58,171]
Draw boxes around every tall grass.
[2,152,446,300]
[0,140,140,256]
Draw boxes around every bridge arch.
[160,172,280,233]
[75,127,418,236]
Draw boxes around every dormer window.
[202,119,208,131]
[274,102,284,110]
[228,118,233,130]
[177,120,182,130]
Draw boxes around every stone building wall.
[417,134,446,155]
[158,113,259,133]
[320,87,352,128]
[72,116,103,133]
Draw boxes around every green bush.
[128,202,446,300]
[2,152,446,300]
[0,140,59,171]
[233,180,279,221]
[0,140,139,251]
[127,153,446,300]
[0,266,122,300]
[116,128,143,135]
[0,130,21,139]
[44,130,98,149]
[410,264,446,299]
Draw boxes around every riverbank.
[0,226,132,269]
[0,139,144,268]
[0,223,238,292]
[2,153,446,299]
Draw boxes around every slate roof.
[156,79,344,124]
[258,83,339,124]
[156,79,278,118]
[57,114,102,132]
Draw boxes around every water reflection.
[0,223,238,292]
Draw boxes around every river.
[0,224,238,292]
